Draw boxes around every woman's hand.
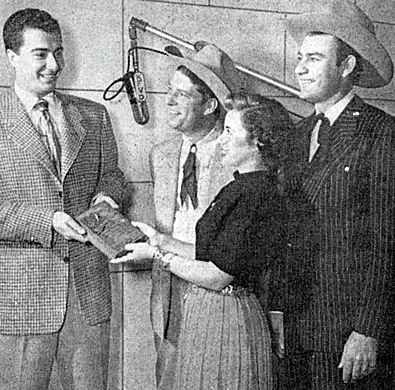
[132,221,157,237]
[132,222,192,258]
[132,221,165,247]
[110,242,156,264]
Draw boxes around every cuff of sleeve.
[27,209,56,248]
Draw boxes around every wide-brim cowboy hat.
[284,0,393,88]
[165,41,242,109]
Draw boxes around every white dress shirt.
[172,124,223,244]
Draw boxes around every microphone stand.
[130,17,301,98]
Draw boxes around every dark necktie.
[180,144,198,209]
[316,113,331,151]
[34,99,62,176]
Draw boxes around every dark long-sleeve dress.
[167,170,289,390]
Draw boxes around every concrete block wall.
[0,1,394,389]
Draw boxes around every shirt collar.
[14,83,59,113]
[315,90,355,126]
[182,122,222,148]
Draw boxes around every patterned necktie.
[180,144,198,209]
[34,99,62,176]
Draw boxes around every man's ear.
[203,98,218,116]
[6,49,18,68]
[341,55,357,78]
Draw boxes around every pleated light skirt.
[166,284,273,390]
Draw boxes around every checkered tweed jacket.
[0,89,127,335]
[289,95,395,354]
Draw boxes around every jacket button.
[63,256,70,263]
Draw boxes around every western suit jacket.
[290,95,395,354]
[0,89,127,335]
[149,131,232,350]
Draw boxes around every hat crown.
[326,0,375,35]
[191,43,240,93]
[167,41,242,108]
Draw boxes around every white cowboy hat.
[284,0,393,88]
[165,41,242,109]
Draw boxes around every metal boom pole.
[130,17,301,98]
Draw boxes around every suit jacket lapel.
[57,93,87,181]
[151,137,182,344]
[4,91,59,178]
[154,137,182,234]
[329,96,365,159]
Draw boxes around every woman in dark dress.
[113,91,293,390]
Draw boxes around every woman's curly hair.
[224,90,293,176]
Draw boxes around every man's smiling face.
[295,33,344,104]
[7,27,64,97]
[165,70,208,135]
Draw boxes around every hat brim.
[167,54,232,110]
[285,12,393,88]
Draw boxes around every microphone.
[124,70,149,125]
[102,20,154,124]
[126,22,149,125]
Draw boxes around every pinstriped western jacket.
[291,95,395,354]
[0,89,127,335]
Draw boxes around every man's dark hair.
[3,8,61,53]
[177,65,221,118]
[308,32,363,85]
[334,36,363,84]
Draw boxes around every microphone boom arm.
[130,17,301,98]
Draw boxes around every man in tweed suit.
[0,8,128,389]
[284,0,395,389]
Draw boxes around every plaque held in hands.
[76,201,148,259]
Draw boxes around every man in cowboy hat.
[284,0,395,389]
[148,42,242,388]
